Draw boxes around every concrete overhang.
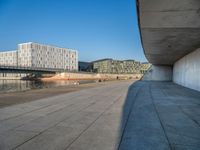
[137,0,200,65]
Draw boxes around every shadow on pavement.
[117,81,200,150]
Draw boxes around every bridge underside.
[137,0,200,91]
[0,67,57,79]
[0,68,56,74]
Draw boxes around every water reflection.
[0,80,97,93]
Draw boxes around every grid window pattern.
[0,42,78,71]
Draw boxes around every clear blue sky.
[0,0,147,62]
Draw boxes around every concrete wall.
[173,48,200,91]
[142,65,172,81]
[42,72,143,81]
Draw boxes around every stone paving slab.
[0,80,199,150]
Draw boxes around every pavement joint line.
[0,103,54,122]
[12,85,124,150]
[11,85,120,131]
[149,83,173,150]
[0,93,83,122]
[5,103,75,133]
[156,86,199,142]
[5,81,200,149]
[9,93,104,134]
[160,85,200,138]
[11,96,100,150]
[117,82,144,150]
[0,86,111,121]
[46,103,75,115]
[64,94,124,150]
[160,85,200,128]
[0,94,90,126]
[165,108,200,140]
[11,129,39,133]
[178,106,200,127]
[0,82,115,121]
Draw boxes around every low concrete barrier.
[42,72,143,81]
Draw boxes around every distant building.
[0,51,17,66]
[123,60,141,73]
[0,42,78,71]
[140,62,151,74]
[93,59,142,74]
[78,61,93,72]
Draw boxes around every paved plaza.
[0,80,199,150]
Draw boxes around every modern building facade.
[0,51,17,66]
[140,62,151,74]
[93,59,148,74]
[0,42,78,71]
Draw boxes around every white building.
[0,42,78,71]
[0,51,17,66]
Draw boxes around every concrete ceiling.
[137,0,200,65]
